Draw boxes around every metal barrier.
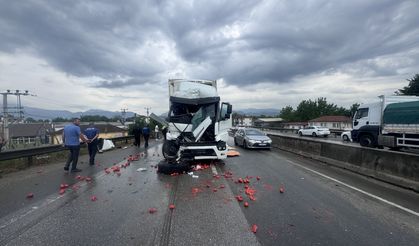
[0,136,134,163]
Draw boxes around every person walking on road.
[155,125,160,139]
[142,125,150,148]
[84,122,99,166]
[63,118,88,172]
[133,125,141,147]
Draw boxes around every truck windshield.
[355,108,368,119]
[191,104,216,131]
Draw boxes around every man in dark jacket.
[84,122,99,165]
[142,125,150,148]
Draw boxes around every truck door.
[218,103,232,141]
[353,107,369,130]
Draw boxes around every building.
[253,118,284,128]
[308,116,352,130]
[7,123,54,148]
[279,121,308,129]
[234,116,254,126]
[52,123,128,144]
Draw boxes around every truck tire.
[359,134,375,147]
[157,161,191,175]
[162,140,179,161]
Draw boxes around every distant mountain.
[234,108,280,117]
[2,106,135,120]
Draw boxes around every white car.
[341,131,352,142]
[298,126,330,137]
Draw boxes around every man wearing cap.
[63,118,88,172]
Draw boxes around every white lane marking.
[0,159,126,230]
[286,160,419,217]
[211,165,218,175]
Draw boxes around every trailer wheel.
[359,134,375,147]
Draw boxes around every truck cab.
[162,79,232,161]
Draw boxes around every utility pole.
[1,90,31,144]
[144,107,151,124]
[121,108,128,125]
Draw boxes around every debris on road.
[244,202,249,207]
[59,189,66,195]
[279,186,285,193]
[60,183,69,189]
[26,193,34,199]
[169,204,175,210]
[85,177,92,182]
[136,168,147,172]
[149,208,157,214]
[251,224,258,233]
[91,195,97,201]
[227,150,240,157]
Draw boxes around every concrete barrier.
[268,133,419,192]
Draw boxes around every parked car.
[234,128,272,149]
[341,131,352,142]
[298,126,330,137]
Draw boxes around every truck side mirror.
[220,102,232,120]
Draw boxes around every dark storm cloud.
[1,0,418,87]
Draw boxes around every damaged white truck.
[152,79,232,170]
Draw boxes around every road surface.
[0,138,418,245]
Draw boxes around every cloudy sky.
[1,0,418,116]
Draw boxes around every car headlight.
[266,139,272,143]
[248,139,257,144]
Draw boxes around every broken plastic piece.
[227,150,240,157]
[137,168,147,172]
[251,224,258,233]
[192,175,199,178]
[26,193,34,199]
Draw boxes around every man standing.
[142,125,150,148]
[155,125,159,139]
[84,122,99,166]
[63,118,87,172]
[133,125,141,147]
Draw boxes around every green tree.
[279,106,295,121]
[25,117,36,123]
[398,74,419,96]
[349,103,360,118]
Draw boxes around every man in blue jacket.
[63,118,88,172]
[84,122,100,165]
[142,125,150,148]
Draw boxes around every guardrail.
[0,136,134,164]
[248,126,345,136]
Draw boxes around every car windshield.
[245,129,263,135]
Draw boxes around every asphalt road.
[0,138,419,245]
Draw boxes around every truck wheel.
[359,135,375,147]
[312,132,317,137]
[157,161,191,175]
[162,140,179,161]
